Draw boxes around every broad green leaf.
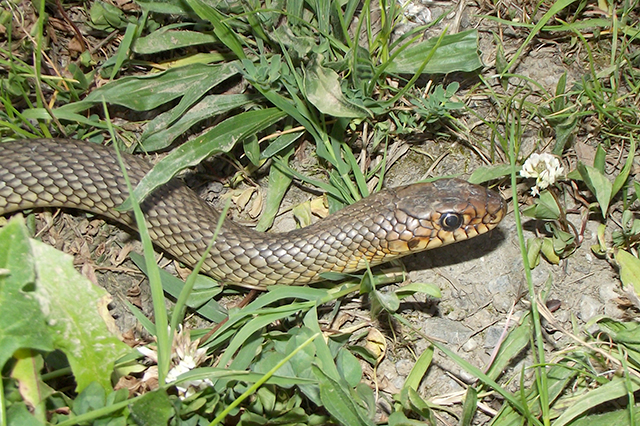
[551,114,578,156]
[336,349,362,387]
[282,328,317,379]
[386,30,483,74]
[215,308,305,370]
[615,249,640,296]
[255,147,295,232]
[0,217,53,369]
[468,164,511,184]
[491,361,577,425]
[596,318,640,367]
[129,108,286,205]
[594,144,606,172]
[304,309,342,382]
[501,0,579,73]
[130,253,227,323]
[522,190,561,220]
[371,289,400,313]
[184,275,222,309]
[485,314,533,381]
[141,93,258,151]
[404,388,435,421]
[21,107,108,128]
[129,389,174,425]
[30,239,131,391]
[304,62,371,118]
[255,328,320,404]
[184,0,245,59]
[242,59,322,142]
[89,0,132,31]
[71,381,105,415]
[260,131,304,159]
[388,411,426,426]
[11,349,54,421]
[553,72,567,112]
[461,387,478,426]
[611,137,636,198]
[136,0,192,14]
[577,162,613,218]
[133,29,219,54]
[551,227,575,258]
[6,403,43,426]
[403,346,433,391]
[313,365,375,426]
[243,135,261,166]
[174,367,318,388]
[108,22,137,80]
[83,62,240,111]
[541,237,560,264]
[527,237,543,268]
[395,282,441,299]
[553,376,640,426]
[570,407,640,426]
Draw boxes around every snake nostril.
[440,212,464,231]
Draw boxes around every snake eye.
[440,212,464,231]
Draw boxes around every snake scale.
[0,139,506,288]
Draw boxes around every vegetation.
[0,0,639,424]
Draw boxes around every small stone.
[459,369,476,383]
[392,376,406,391]
[579,295,600,321]
[377,358,396,381]
[395,358,414,376]
[422,318,471,345]
[462,338,477,352]
[492,293,513,313]
[486,275,510,294]
[484,325,505,349]
[599,281,619,303]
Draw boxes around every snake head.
[388,179,507,253]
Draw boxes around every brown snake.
[0,139,506,288]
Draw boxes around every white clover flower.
[520,153,564,196]
[138,327,213,399]
[166,354,213,399]
[165,327,212,399]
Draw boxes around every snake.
[0,139,507,288]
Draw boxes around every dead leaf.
[81,263,99,286]
[97,293,122,337]
[310,196,329,218]
[127,283,142,308]
[174,261,192,281]
[232,187,256,211]
[248,187,263,218]
[364,328,387,363]
[113,243,134,266]
[68,36,84,55]
[95,242,106,258]
[293,201,313,227]
[48,17,71,32]
[574,140,597,166]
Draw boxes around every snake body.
[0,139,506,288]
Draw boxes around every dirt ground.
[11,0,636,423]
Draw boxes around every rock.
[578,295,601,321]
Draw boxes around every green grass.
[1,0,640,424]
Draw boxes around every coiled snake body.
[0,139,506,288]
